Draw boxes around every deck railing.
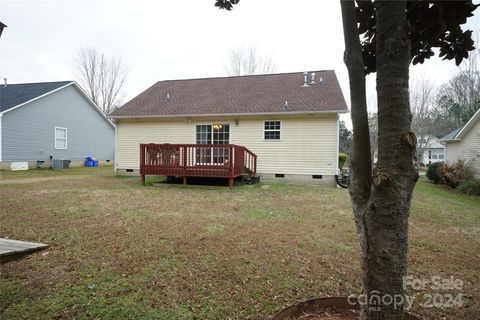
[140,143,257,187]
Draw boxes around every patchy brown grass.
[0,167,479,319]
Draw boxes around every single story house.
[0,81,115,169]
[440,108,480,177]
[417,135,445,166]
[110,71,348,185]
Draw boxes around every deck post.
[183,146,187,168]
[229,145,234,189]
[183,176,187,186]
[140,144,145,186]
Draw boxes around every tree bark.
[364,1,417,319]
[341,1,418,319]
[339,0,372,318]
[340,0,372,217]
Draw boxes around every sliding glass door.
[196,125,212,164]
[195,124,230,165]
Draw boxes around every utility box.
[52,159,70,170]
[10,162,29,171]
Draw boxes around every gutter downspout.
[335,114,340,175]
[113,119,118,173]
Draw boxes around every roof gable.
[110,70,348,118]
[0,81,114,129]
[418,135,444,148]
[0,81,73,112]
[440,108,480,142]
[455,108,480,140]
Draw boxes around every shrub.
[437,160,473,188]
[426,162,443,184]
[338,153,348,170]
[457,179,480,196]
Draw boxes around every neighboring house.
[440,108,480,177]
[0,81,115,169]
[417,135,445,166]
[110,71,348,185]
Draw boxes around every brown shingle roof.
[110,70,348,117]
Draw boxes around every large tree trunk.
[341,1,418,319]
[367,1,418,319]
[339,3,372,317]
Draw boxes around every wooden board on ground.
[0,238,49,260]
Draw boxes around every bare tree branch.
[410,74,436,167]
[368,111,378,163]
[75,47,128,115]
[432,32,480,137]
[225,45,277,76]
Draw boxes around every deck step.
[240,174,261,184]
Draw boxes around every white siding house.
[441,108,480,178]
[417,135,445,166]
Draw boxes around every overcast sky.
[1,0,479,127]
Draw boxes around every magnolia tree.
[215,1,478,319]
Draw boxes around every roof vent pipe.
[3,78,6,87]
[302,72,308,87]
[310,72,316,84]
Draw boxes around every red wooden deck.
[140,144,257,188]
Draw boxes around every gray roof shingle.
[0,81,73,112]
[110,70,348,117]
[440,128,460,141]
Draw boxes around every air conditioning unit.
[52,159,70,170]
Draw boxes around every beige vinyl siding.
[231,117,337,175]
[445,119,480,177]
[117,120,193,169]
[116,114,338,175]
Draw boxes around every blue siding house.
[0,81,115,168]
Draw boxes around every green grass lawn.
[1,167,479,319]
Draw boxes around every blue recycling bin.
[85,157,95,167]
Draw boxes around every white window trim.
[431,149,444,160]
[193,123,231,144]
[193,123,231,166]
[263,120,282,141]
[55,127,68,150]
